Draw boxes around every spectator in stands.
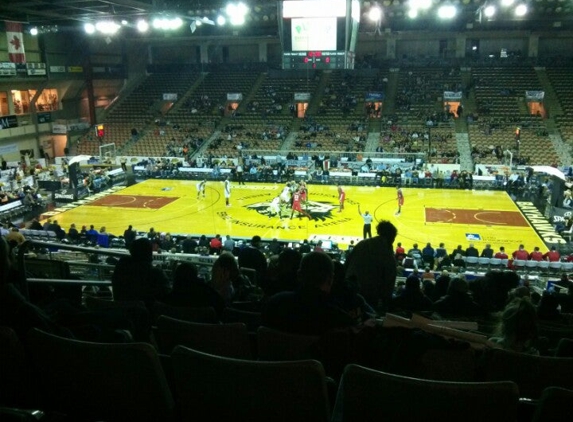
[5,227,25,246]
[432,277,482,317]
[452,253,466,269]
[209,234,222,254]
[268,238,282,256]
[480,244,494,258]
[512,244,529,260]
[211,252,251,305]
[0,236,71,340]
[422,243,435,269]
[331,260,376,322]
[391,275,433,312]
[407,243,422,259]
[86,225,99,244]
[465,243,479,257]
[239,235,268,285]
[223,235,235,253]
[494,246,508,259]
[262,251,355,335]
[529,247,544,261]
[112,238,170,308]
[42,218,51,231]
[299,239,311,254]
[395,242,406,261]
[490,297,538,355]
[435,242,447,259]
[52,221,66,240]
[450,244,465,259]
[543,246,560,262]
[67,223,80,243]
[345,220,398,313]
[198,235,209,249]
[430,271,451,302]
[263,248,302,298]
[123,225,136,249]
[537,292,563,322]
[29,218,42,231]
[164,262,225,317]
[97,227,111,248]
[181,235,198,254]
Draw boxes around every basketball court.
[44,179,558,252]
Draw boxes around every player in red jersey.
[290,188,311,219]
[396,186,404,215]
[337,185,346,212]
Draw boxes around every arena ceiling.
[0,0,571,33]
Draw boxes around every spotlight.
[30,27,38,36]
[501,0,515,6]
[84,23,96,34]
[95,21,120,34]
[216,15,226,25]
[121,19,128,25]
[368,6,382,21]
[437,5,457,19]
[408,8,418,19]
[514,4,527,16]
[484,5,496,18]
[137,19,149,32]
[226,2,248,26]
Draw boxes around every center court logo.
[246,200,337,221]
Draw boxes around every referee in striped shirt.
[358,204,373,239]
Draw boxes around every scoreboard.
[283,51,346,70]
[279,0,359,70]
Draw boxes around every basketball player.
[291,188,311,219]
[299,181,308,212]
[196,179,206,199]
[396,186,404,215]
[224,177,232,207]
[280,183,291,204]
[337,185,346,212]
[268,195,281,218]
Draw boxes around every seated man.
[112,238,170,308]
[262,252,355,335]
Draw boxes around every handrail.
[17,240,129,300]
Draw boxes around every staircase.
[546,119,572,166]
[382,70,399,116]
[365,132,381,153]
[236,72,267,114]
[280,131,299,151]
[534,68,563,118]
[305,71,331,116]
[167,73,208,115]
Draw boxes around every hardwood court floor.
[49,179,549,252]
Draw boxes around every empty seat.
[332,364,518,422]
[481,348,573,399]
[257,326,320,361]
[171,345,330,422]
[26,328,174,421]
[156,315,252,358]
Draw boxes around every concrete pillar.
[258,41,268,62]
[386,38,396,59]
[455,34,466,58]
[528,34,539,58]
[200,44,209,63]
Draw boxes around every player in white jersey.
[279,184,291,204]
[224,177,231,207]
[268,196,281,218]
[196,179,206,199]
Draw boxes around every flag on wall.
[6,21,26,63]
